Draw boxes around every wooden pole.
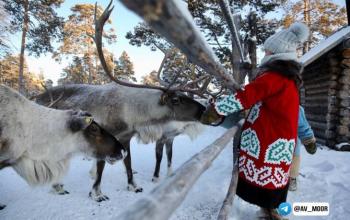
[119,0,241,91]
[217,121,244,220]
[116,125,241,220]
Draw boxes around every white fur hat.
[264,22,309,54]
[260,22,309,65]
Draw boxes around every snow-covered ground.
[0,126,349,220]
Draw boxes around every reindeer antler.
[94,0,215,99]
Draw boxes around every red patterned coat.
[214,70,299,208]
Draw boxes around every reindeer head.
[159,91,205,121]
[68,110,127,164]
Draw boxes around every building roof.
[300,26,350,67]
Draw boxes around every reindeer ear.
[69,111,94,132]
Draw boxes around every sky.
[6,0,347,84]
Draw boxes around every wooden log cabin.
[300,26,350,150]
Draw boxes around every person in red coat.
[201,22,309,219]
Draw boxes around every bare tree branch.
[218,0,245,62]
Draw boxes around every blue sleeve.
[298,106,314,140]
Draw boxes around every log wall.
[302,39,350,148]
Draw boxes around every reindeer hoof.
[89,191,109,202]
[127,184,143,193]
[58,190,70,195]
[51,184,70,195]
[152,177,160,183]
[0,204,6,210]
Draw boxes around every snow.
[300,26,350,67]
[1,126,350,219]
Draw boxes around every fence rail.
[116,123,242,220]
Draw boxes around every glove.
[200,104,224,125]
[302,137,317,154]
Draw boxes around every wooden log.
[336,136,349,143]
[326,113,338,122]
[329,89,337,96]
[302,69,329,77]
[305,106,333,115]
[302,73,331,84]
[341,38,350,50]
[328,57,340,67]
[338,75,350,84]
[316,138,327,146]
[305,95,335,102]
[341,68,350,76]
[303,70,328,81]
[116,124,241,220]
[326,139,336,148]
[336,90,349,99]
[313,129,328,139]
[304,102,330,108]
[339,108,350,117]
[339,117,350,125]
[337,125,350,135]
[327,51,338,58]
[120,0,240,91]
[342,48,350,58]
[217,122,243,220]
[305,87,329,96]
[341,59,350,68]
[339,99,350,107]
[305,113,327,123]
[328,67,342,75]
[304,80,336,90]
[309,120,328,130]
[325,130,336,139]
[330,74,338,80]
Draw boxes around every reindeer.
[0,84,127,209]
[34,1,219,202]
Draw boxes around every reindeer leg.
[89,160,97,180]
[123,141,143,193]
[89,160,109,202]
[166,138,174,176]
[152,139,165,182]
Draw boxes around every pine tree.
[3,0,64,94]
[113,51,136,82]
[187,0,286,80]
[58,56,87,85]
[283,0,347,53]
[141,70,160,86]
[0,1,11,58]
[54,3,117,84]
[0,54,44,95]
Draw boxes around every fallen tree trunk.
[116,124,242,220]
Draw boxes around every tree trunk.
[247,12,257,82]
[19,0,29,94]
[302,0,311,54]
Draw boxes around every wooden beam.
[119,0,240,91]
[116,124,242,220]
[217,123,243,220]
